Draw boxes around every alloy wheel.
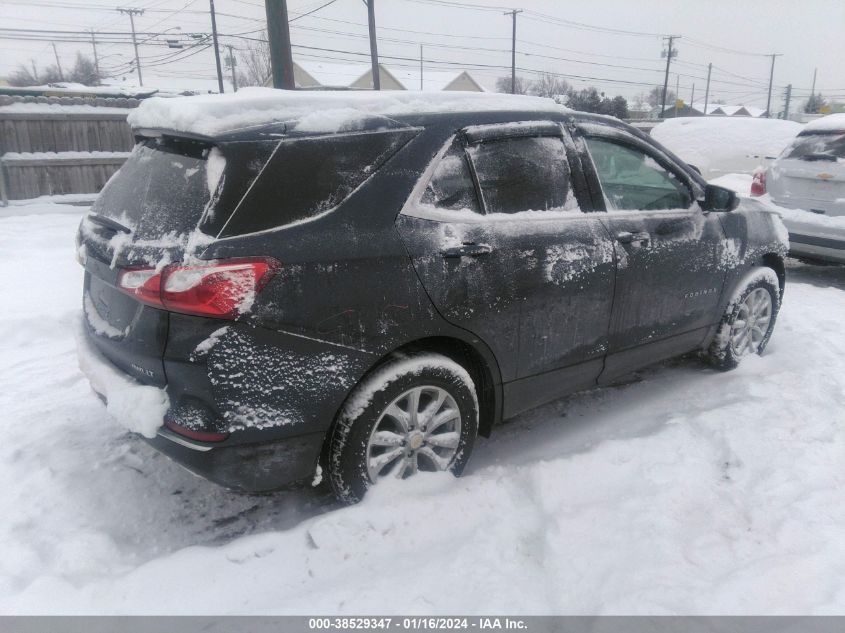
[365,385,462,482]
[729,287,773,357]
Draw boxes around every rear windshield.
[91,137,213,241]
[218,128,417,237]
[784,132,845,161]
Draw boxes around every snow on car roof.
[126,87,565,137]
[803,113,845,133]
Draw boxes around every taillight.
[164,420,229,443]
[751,170,766,196]
[117,258,279,319]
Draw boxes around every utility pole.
[118,7,144,86]
[90,29,100,78]
[419,44,423,90]
[505,9,522,94]
[51,42,64,81]
[690,84,695,111]
[226,44,237,92]
[660,35,679,118]
[810,67,817,99]
[674,73,679,116]
[783,84,792,120]
[209,0,224,92]
[765,53,782,118]
[265,0,295,89]
[703,62,712,116]
[366,0,380,89]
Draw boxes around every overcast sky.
[1,0,843,111]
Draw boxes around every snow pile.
[3,206,845,614]
[127,87,563,136]
[76,316,168,439]
[709,172,753,195]
[652,117,803,179]
[803,113,845,133]
[2,151,131,161]
[0,102,133,116]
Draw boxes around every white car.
[651,116,803,180]
[757,114,845,263]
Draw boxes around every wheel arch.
[759,252,786,297]
[327,334,503,451]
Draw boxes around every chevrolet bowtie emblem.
[818,173,834,180]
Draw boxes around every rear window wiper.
[87,213,132,234]
[800,153,837,162]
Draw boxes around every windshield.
[784,132,845,161]
[90,138,214,241]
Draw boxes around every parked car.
[754,113,845,263]
[77,91,788,503]
[651,116,803,180]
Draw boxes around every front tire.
[328,353,479,504]
[707,267,781,370]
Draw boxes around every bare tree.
[632,92,648,110]
[69,52,101,86]
[7,63,40,87]
[237,33,272,87]
[495,75,530,95]
[6,54,99,87]
[529,72,571,99]
[647,85,675,108]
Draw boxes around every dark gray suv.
[76,92,788,503]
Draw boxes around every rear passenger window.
[421,142,480,213]
[219,129,417,237]
[585,137,692,211]
[466,136,574,215]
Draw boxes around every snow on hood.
[652,116,803,178]
[126,87,565,137]
[802,113,845,133]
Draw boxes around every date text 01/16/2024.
[308,617,528,630]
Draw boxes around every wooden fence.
[0,95,138,203]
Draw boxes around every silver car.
[759,114,845,263]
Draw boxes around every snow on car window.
[219,129,418,237]
[784,133,845,161]
[421,142,480,213]
[90,140,211,242]
[467,135,576,215]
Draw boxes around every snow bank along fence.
[0,95,138,204]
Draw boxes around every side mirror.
[701,183,739,213]
[687,163,702,176]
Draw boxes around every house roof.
[294,61,372,87]
[385,68,486,91]
[289,61,485,92]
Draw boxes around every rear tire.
[328,353,479,505]
[706,267,781,370]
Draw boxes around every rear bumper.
[77,317,335,492]
[145,426,325,492]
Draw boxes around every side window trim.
[576,123,703,212]
[401,133,468,221]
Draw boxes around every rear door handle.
[441,243,493,258]
[616,231,650,245]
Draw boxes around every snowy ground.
[2,204,845,615]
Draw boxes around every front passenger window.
[585,137,692,211]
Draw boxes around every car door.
[396,121,615,415]
[577,125,728,383]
